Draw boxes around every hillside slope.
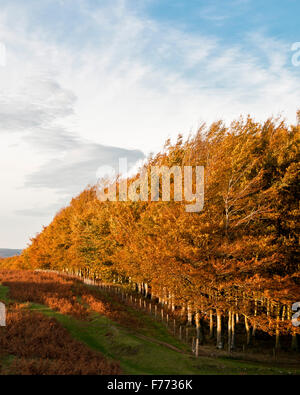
[0,249,22,258]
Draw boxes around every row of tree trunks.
[45,269,299,353]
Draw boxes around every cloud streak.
[0,79,75,133]
[24,141,144,195]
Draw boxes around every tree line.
[2,112,300,349]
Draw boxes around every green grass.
[1,283,300,375]
[0,285,9,303]
[29,302,299,375]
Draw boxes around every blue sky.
[146,0,300,41]
[6,0,300,41]
[3,1,300,69]
[0,0,299,248]
[4,0,300,54]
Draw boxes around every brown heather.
[0,307,121,375]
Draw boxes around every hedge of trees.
[2,112,300,349]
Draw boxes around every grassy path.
[1,283,300,375]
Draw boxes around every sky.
[0,0,299,248]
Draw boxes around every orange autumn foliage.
[1,113,299,337]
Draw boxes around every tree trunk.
[171,294,175,312]
[187,303,193,326]
[252,299,258,337]
[216,310,223,349]
[181,304,186,317]
[228,310,232,351]
[209,310,214,338]
[195,311,205,345]
[231,311,235,350]
[195,312,200,339]
[275,306,281,350]
[244,316,251,345]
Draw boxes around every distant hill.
[0,249,22,258]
